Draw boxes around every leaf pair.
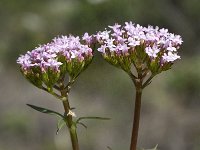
[27,104,64,118]
[27,104,110,134]
[27,104,66,134]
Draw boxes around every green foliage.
[76,116,111,122]
[75,116,111,129]
[27,104,64,119]
[27,104,110,134]
[56,118,67,135]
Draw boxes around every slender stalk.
[60,80,79,150]
[68,121,79,150]
[63,100,79,150]
[130,78,143,150]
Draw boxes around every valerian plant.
[17,21,182,150]
[17,33,110,150]
[95,22,183,150]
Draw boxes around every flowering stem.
[60,80,79,150]
[130,76,143,150]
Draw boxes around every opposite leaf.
[76,116,111,123]
[27,104,64,119]
[56,118,67,135]
[76,122,87,129]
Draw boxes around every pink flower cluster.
[17,34,93,73]
[96,22,182,63]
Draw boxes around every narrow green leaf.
[77,122,87,129]
[76,116,111,123]
[56,119,66,135]
[27,104,64,118]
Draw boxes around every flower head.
[17,34,94,90]
[95,21,182,74]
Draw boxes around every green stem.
[130,79,143,150]
[60,81,79,150]
[69,122,79,150]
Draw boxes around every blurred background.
[0,0,200,150]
